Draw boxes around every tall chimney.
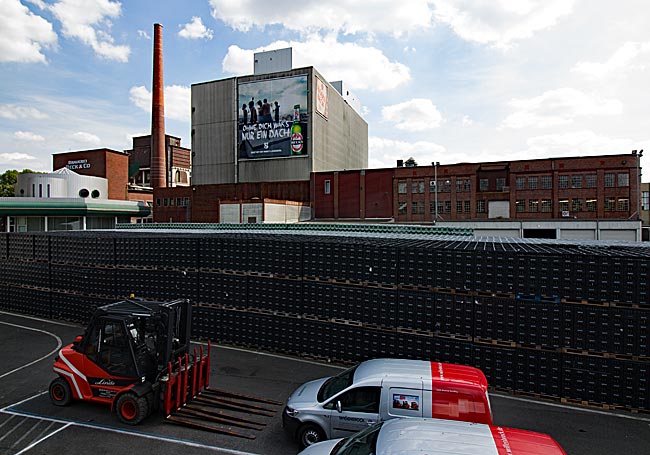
[151,23,166,189]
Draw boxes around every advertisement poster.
[392,394,420,410]
[238,75,308,159]
[316,77,328,119]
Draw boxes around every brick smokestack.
[151,23,166,189]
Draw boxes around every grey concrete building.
[191,64,368,185]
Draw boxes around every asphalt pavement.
[1,310,649,455]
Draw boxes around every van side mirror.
[336,401,342,413]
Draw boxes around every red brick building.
[53,149,129,200]
[312,153,642,223]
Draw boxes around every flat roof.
[0,198,150,217]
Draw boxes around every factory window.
[618,198,629,211]
[184,197,190,207]
[47,184,51,198]
[398,202,407,215]
[429,180,436,192]
[496,178,506,191]
[444,201,451,213]
[516,177,526,190]
[586,199,597,212]
[541,175,552,189]
[91,190,100,198]
[528,176,538,190]
[604,173,615,187]
[324,180,331,195]
[456,180,463,192]
[541,199,552,212]
[479,179,488,191]
[516,200,525,212]
[571,175,582,189]
[79,188,89,198]
[441,181,451,192]
[412,181,424,193]
[618,173,629,187]
[572,199,583,212]
[529,199,539,212]
[170,198,175,206]
[604,197,616,211]
[456,201,463,213]
[156,198,161,207]
[398,182,407,194]
[464,200,470,213]
[643,192,650,210]
[558,175,569,189]
[429,202,435,214]
[438,202,444,215]
[477,200,486,213]
[163,198,168,206]
[412,202,424,214]
[559,199,569,212]
[464,180,471,192]
[176,198,182,206]
[586,174,597,188]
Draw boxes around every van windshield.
[317,365,358,402]
[332,421,382,455]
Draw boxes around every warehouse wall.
[1,231,648,412]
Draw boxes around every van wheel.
[298,424,325,448]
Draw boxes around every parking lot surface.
[1,310,649,455]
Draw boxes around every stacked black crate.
[562,355,620,406]
[474,296,517,345]
[396,289,434,334]
[515,297,565,349]
[365,286,397,329]
[566,305,612,355]
[474,344,516,391]
[433,293,473,341]
[302,281,331,320]
[362,240,398,286]
[514,349,562,398]
[610,307,649,358]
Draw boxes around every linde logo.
[95,379,116,386]
[66,159,91,170]
[497,427,513,455]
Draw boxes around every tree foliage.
[404,157,418,167]
[0,169,36,197]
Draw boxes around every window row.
[515,198,631,212]
[156,197,190,207]
[397,179,472,194]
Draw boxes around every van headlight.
[285,406,299,417]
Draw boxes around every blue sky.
[1,0,649,177]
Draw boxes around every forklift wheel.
[116,393,149,425]
[49,377,72,406]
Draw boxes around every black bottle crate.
[0,233,7,260]
[302,241,336,280]
[33,234,49,262]
[433,294,473,339]
[566,305,611,354]
[400,332,433,360]
[0,281,8,311]
[333,243,366,282]
[362,244,397,285]
[514,349,562,397]
[609,360,648,409]
[302,281,332,319]
[515,299,565,349]
[562,354,615,405]
[11,286,50,318]
[8,234,35,261]
[474,345,516,391]
[431,337,473,366]
[366,329,399,358]
[247,276,275,312]
[8,261,50,288]
[300,319,331,358]
[397,290,434,333]
[474,296,517,343]
[610,307,649,358]
[51,292,110,324]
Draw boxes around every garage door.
[600,230,637,241]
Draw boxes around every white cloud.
[369,137,448,168]
[0,0,57,63]
[71,131,101,145]
[48,0,130,62]
[501,88,623,129]
[381,99,443,131]
[0,104,48,120]
[223,39,410,91]
[572,41,650,79]
[137,30,150,40]
[523,130,646,158]
[129,85,191,122]
[14,131,45,142]
[179,16,213,40]
[210,0,433,36]
[433,0,575,48]
[0,152,37,163]
[461,115,473,126]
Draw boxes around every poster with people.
[238,75,308,159]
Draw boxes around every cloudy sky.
[1,0,649,177]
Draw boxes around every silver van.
[297,417,568,455]
[283,358,492,448]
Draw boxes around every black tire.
[298,423,325,449]
[116,393,149,425]
[49,377,72,406]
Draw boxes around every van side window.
[328,386,381,413]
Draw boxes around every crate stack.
[0,230,648,412]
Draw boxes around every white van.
[283,358,492,448]
[298,417,568,455]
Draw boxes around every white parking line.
[0,310,79,327]
[0,321,62,380]
[13,422,71,455]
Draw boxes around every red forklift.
[49,297,280,436]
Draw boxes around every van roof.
[376,418,567,455]
[354,359,488,391]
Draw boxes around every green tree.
[0,169,36,197]
[404,157,418,167]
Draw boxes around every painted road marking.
[0,321,62,380]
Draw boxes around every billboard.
[238,75,308,159]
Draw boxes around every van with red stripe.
[297,417,567,455]
[283,359,492,448]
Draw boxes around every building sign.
[66,159,91,170]
[238,75,308,159]
[316,77,328,119]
